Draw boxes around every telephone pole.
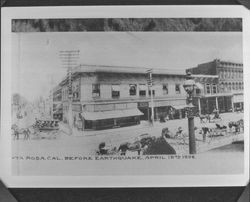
[59,50,80,134]
[147,69,154,125]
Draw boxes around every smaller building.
[191,74,233,114]
[187,59,244,113]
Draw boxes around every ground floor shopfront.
[62,97,192,130]
[68,102,143,131]
[233,93,244,112]
[193,93,243,115]
[137,98,191,121]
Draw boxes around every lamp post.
[183,72,196,154]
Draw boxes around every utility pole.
[147,69,154,125]
[183,72,196,154]
[49,75,55,119]
[59,50,80,134]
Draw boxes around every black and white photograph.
[1,6,249,187]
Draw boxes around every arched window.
[220,82,224,92]
[232,82,235,90]
[224,82,227,91]
[236,82,238,90]
[229,83,232,91]
[220,71,224,79]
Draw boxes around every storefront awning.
[82,108,143,121]
[172,104,195,110]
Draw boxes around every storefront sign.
[138,102,149,108]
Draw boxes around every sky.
[11,32,243,101]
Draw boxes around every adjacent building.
[52,85,63,120]
[187,59,244,114]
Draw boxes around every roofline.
[73,64,186,75]
[191,74,219,78]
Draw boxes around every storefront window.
[139,84,147,97]
[175,84,181,94]
[129,84,137,96]
[92,84,100,98]
[112,84,120,98]
[163,84,168,95]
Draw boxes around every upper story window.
[73,92,79,100]
[206,84,211,94]
[139,84,147,97]
[212,84,217,94]
[92,84,100,98]
[236,82,239,90]
[175,84,181,94]
[220,71,224,79]
[111,84,120,98]
[195,89,201,95]
[229,83,232,91]
[129,84,137,96]
[148,89,155,97]
[163,84,168,95]
[73,84,80,100]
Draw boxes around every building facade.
[56,64,192,130]
[52,85,63,120]
[187,59,244,114]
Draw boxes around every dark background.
[1,0,249,201]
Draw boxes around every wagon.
[36,120,59,132]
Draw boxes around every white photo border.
[1,5,250,187]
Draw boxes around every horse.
[117,136,155,156]
[197,114,211,123]
[23,128,31,140]
[118,141,142,155]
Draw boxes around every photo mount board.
[1,5,250,188]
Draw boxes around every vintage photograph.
[8,17,246,177]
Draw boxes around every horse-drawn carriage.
[96,133,155,156]
[12,119,60,140]
[34,119,59,132]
